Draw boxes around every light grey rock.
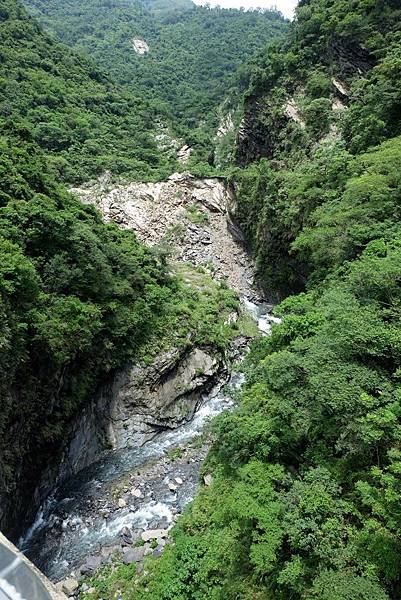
[141,529,168,542]
[122,547,145,564]
[59,578,79,596]
[204,474,213,486]
[72,174,256,298]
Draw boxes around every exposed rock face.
[72,172,255,297]
[235,39,376,167]
[236,96,290,166]
[284,99,305,128]
[11,174,254,561]
[332,76,349,95]
[132,38,149,55]
[329,37,376,78]
[59,345,227,481]
[177,144,192,163]
[54,172,254,482]
[217,112,234,138]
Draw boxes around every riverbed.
[20,301,272,582]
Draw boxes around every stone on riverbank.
[123,547,145,564]
[141,529,169,542]
[57,578,79,596]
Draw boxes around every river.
[19,301,273,582]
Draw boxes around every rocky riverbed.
[21,373,245,589]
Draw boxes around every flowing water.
[19,300,272,582]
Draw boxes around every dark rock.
[120,526,133,544]
[80,555,102,574]
[329,37,376,78]
[236,96,289,167]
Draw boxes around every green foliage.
[138,262,240,361]
[22,0,288,161]
[121,234,401,598]
[95,2,401,600]
[185,202,209,225]
[309,572,390,600]
[2,0,401,597]
[0,0,176,184]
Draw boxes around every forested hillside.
[22,0,288,155]
[0,0,176,184]
[85,1,401,599]
[141,0,194,17]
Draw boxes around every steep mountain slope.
[85,2,401,599]
[0,0,174,537]
[22,0,288,157]
[234,0,401,291]
[0,0,175,184]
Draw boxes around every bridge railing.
[0,533,66,600]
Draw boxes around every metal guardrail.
[0,534,65,600]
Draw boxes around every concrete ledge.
[0,532,67,599]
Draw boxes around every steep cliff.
[233,0,401,292]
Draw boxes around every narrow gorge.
[2,0,401,599]
[18,174,274,591]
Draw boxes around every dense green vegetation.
[141,0,194,18]
[22,0,288,160]
[84,1,401,599]
[0,0,176,184]
[2,0,401,596]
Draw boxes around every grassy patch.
[185,202,209,225]
[136,261,240,363]
[167,447,185,461]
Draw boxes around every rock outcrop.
[329,37,376,78]
[236,96,290,166]
[132,38,149,55]
[59,345,227,480]
[72,172,255,297]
